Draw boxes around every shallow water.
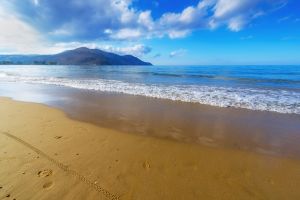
[0,65,300,114]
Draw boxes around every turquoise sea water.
[0,65,299,114]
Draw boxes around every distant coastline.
[0,47,152,66]
[0,61,58,65]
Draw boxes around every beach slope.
[0,97,299,200]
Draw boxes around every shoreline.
[1,65,300,115]
[0,97,300,199]
[0,82,300,159]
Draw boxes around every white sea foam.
[0,72,299,114]
[0,72,8,78]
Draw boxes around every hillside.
[0,47,152,65]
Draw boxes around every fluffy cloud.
[0,4,150,56]
[3,0,136,40]
[0,3,47,54]
[157,4,209,38]
[63,43,151,56]
[0,2,152,55]
[108,28,143,40]
[100,44,152,56]
[159,0,287,34]
[0,0,288,56]
[212,0,288,31]
[3,0,287,42]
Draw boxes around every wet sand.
[0,82,300,160]
[59,90,300,159]
[0,97,300,200]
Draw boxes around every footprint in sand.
[54,136,62,139]
[38,169,53,177]
[43,181,54,190]
[142,161,151,170]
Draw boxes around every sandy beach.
[0,97,300,200]
[1,0,300,199]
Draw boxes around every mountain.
[0,47,152,65]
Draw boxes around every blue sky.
[0,0,299,65]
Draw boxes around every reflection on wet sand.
[1,97,300,200]
[0,82,300,159]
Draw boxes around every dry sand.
[0,97,300,200]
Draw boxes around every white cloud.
[228,15,247,31]
[0,4,151,57]
[7,0,285,41]
[100,44,152,56]
[49,27,73,36]
[211,0,287,31]
[156,4,207,38]
[213,0,248,19]
[32,0,39,6]
[212,0,254,31]
[153,0,284,38]
[168,30,191,39]
[0,4,46,54]
[14,42,152,57]
[109,28,143,40]
[62,43,151,57]
[0,2,151,56]
[138,11,154,30]
[169,49,187,58]
[165,0,287,36]
[0,0,288,53]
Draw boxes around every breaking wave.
[0,71,299,114]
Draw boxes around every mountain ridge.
[0,47,152,65]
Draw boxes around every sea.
[0,65,299,115]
